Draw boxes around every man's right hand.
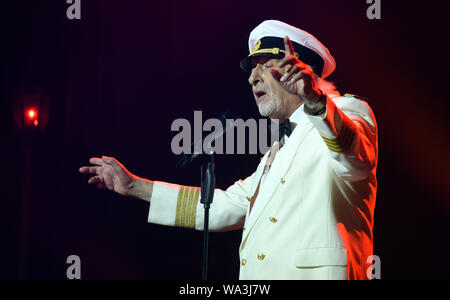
[79,156,153,202]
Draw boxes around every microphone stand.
[176,110,239,280]
[200,152,215,281]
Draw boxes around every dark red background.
[1,0,449,279]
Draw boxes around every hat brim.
[240,53,284,73]
[240,36,325,76]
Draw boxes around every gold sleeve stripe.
[189,188,200,229]
[175,186,200,229]
[180,187,189,227]
[185,188,195,228]
[321,122,356,153]
[175,187,187,227]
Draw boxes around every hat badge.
[252,39,262,53]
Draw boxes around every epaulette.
[343,93,369,102]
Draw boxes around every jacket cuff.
[306,97,357,153]
[148,181,200,229]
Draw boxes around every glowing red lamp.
[25,107,39,127]
[13,93,50,131]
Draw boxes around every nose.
[248,64,263,86]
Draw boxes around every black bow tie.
[269,118,292,142]
[279,118,292,139]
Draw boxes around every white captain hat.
[240,20,336,78]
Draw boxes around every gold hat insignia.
[252,40,262,53]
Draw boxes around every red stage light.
[27,109,37,120]
[24,108,39,127]
[14,93,50,131]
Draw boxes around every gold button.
[241,259,247,266]
[246,196,251,202]
[269,217,278,223]
[257,253,265,261]
[280,178,285,184]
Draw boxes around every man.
[79,20,378,280]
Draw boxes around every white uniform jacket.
[148,95,378,280]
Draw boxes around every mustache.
[253,84,269,93]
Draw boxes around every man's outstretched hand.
[79,156,153,202]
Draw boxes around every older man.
[80,20,378,280]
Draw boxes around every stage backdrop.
[1,0,449,279]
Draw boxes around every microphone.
[176,110,240,168]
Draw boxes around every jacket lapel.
[242,116,315,243]
[250,150,271,196]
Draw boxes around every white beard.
[257,94,281,117]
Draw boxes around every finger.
[79,166,101,174]
[289,69,314,86]
[284,36,295,57]
[277,56,297,69]
[281,65,300,82]
[102,156,123,173]
[89,157,104,166]
[88,175,102,184]
[285,64,292,73]
[79,166,89,174]
[288,71,306,85]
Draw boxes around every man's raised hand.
[269,36,321,105]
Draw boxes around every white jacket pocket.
[294,247,348,268]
